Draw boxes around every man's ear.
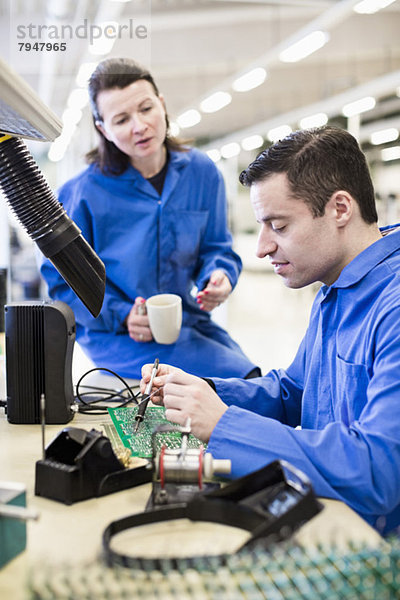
[331,190,353,228]
[95,120,111,141]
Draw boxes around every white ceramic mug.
[146,294,182,344]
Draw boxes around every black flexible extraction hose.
[0,134,105,317]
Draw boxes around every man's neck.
[324,223,382,287]
[342,222,382,272]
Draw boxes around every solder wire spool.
[0,134,105,317]
[157,446,232,489]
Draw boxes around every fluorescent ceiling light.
[47,0,71,18]
[48,129,75,162]
[241,134,264,151]
[381,146,400,161]
[49,106,83,162]
[176,109,201,128]
[232,68,267,92]
[220,142,240,159]
[62,107,82,128]
[200,91,232,113]
[370,128,399,145]
[169,121,180,137]
[354,0,397,14]
[76,62,98,87]
[279,30,329,63]
[206,149,221,163]
[299,112,328,129]
[48,142,66,162]
[67,88,89,110]
[267,125,292,143]
[342,96,376,117]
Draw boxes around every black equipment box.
[5,301,75,424]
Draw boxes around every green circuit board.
[28,538,400,599]
[107,405,205,458]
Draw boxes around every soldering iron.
[134,358,159,432]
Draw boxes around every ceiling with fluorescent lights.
[0,0,400,162]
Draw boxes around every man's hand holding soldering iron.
[140,364,228,442]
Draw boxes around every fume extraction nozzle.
[0,134,105,317]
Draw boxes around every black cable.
[77,392,152,416]
[75,367,141,415]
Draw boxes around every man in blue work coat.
[141,125,400,536]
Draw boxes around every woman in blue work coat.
[40,57,260,380]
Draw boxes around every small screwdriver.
[134,358,159,433]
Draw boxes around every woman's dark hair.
[239,126,378,224]
[86,57,189,174]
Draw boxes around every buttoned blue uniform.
[40,148,257,379]
[208,226,400,534]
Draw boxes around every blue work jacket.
[208,225,400,534]
[40,148,256,379]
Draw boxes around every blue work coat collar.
[320,223,400,296]
[112,149,191,204]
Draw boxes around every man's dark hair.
[239,126,378,224]
[86,57,189,174]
